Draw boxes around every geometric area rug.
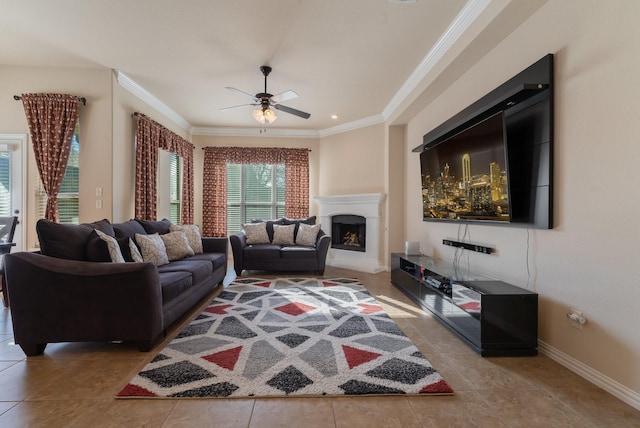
[117,277,453,398]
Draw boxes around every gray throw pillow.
[295,223,321,247]
[170,224,203,254]
[94,229,125,263]
[135,233,169,266]
[161,231,195,261]
[272,224,296,245]
[243,222,270,244]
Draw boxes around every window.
[36,123,80,223]
[226,163,285,235]
[169,152,182,224]
[0,150,11,217]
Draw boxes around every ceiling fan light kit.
[252,107,277,125]
[222,65,310,126]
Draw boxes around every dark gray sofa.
[5,218,227,356]
[229,217,330,276]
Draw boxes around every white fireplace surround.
[314,193,386,273]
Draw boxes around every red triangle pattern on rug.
[342,345,381,369]
[357,303,383,314]
[202,346,242,370]
[204,304,233,315]
[117,277,453,398]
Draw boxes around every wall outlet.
[567,309,586,330]
[96,199,102,209]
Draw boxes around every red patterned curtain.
[135,113,194,223]
[21,93,80,222]
[159,129,194,224]
[202,146,309,237]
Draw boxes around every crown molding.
[191,126,320,138]
[382,0,492,120]
[317,114,385,138]
[192,114,385,139]
[116,71,192,133]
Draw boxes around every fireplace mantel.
[314,193,386,273]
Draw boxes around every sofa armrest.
[229,232,247,275]
[202,237,228,256]
[5,252,163,355]
[316,231,331,273]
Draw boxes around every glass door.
[0,134,26,251]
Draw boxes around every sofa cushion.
[243,222,270,244]
[136,218,172,235]
[185,252,227,271]
[272,224,295,245]
[84,219,116,236]
[170,224,204,254]
[243,244,282,260]
[36,219,93,261]
[160,231,195,261]
[295,223,321,247]
[158,270,193,304]
[158,260,213,285]
[280,246,318,259]
[135,233,169,266]
[113,220,147,240]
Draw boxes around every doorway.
[0,134,26,251]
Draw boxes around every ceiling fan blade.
[274,104,311,119]
[220,103,257,111]
[270,90,298,103]
[225,87,259,101]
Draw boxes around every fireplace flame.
[342,231,362,247]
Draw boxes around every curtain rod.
[13,95,87,105]
[201,147,312,152]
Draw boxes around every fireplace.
[331,215,366,252]
[315,193,386,273]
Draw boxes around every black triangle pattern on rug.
[117,278,453,398]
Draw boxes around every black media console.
[390,253,538,356]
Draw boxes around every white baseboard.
[538,340,640,411]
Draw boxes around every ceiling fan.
[221,65,311,124]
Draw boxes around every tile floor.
[0,266,639,427]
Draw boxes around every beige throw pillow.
[161,231,195,261]
[170,224,203,254]
[135,233,169,266]
[94,229,125,263]
[272,224,296,245]
[295,223,321,247]
[243,222,270,244]
[129,239,144,263]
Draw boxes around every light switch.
[96,187,103,197]
[96,199,102,209]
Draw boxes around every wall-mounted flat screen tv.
[420,111,510,223]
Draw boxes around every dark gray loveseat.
[5,218,227,356]
[230,217,330,276]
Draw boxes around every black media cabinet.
[390,253,538,356]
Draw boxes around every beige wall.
[0,66,113,249]
[403,0,640,395]
[318,124,386,197]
